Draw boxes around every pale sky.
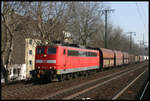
[102,1,149,47]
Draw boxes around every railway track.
[68,65,147,100]
[39,62,147,100]
[140,81,149,100]
[112,69,148,100]
[2,62,147,100]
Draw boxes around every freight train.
[30,43,148,82]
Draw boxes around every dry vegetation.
[1,1,148,83]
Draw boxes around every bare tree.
[88,22,105,48]
[108,26,122,50]
[66,2,104,46]
[1,2,73,83]
[24,2,69,43]
[1,2,23,83]
[1,2,145,84]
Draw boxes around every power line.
[135,2,147,33]
[139,3,146,20]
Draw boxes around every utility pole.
[127,32,136,53]
[143,42,148,56]
[143,33,144,45]
[138,33,148,56]
[102,9,115,48]
[142,33,145,56]
[142,33,148,55]
[138,40,143,55]
[138,39,148,56]
[138,40,142,49]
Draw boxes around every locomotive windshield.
[37,47,45,54]
[47,48,56,54]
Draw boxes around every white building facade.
[8,38,41,81]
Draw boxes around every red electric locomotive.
[31,45,100,81]
[30,43,145,82]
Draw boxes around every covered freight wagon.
[114,50,123,66]
[129,54,135,64]
[135,55,140,63]
[99,48,115,68]
[122,52,129,65]
[139,55,144,62]
[144,56,149,61]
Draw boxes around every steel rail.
[63,66,146,100]
[112,69,148,100]
[40,63,146,99]
[140,81,149,100]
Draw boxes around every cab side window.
[63,49,66,55]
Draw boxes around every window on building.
[17,69,20,76]
[13,69,16,74]
[29,39,32,44]
[29,50,32,55]
[29,60,32,65]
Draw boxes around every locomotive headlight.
[49,66,56,69]
[44,54,47,57]
[37,66,40,69]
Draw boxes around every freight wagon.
[99,48,114,68]
[122,52,129,65]
[129,54,135,64]
[114,50,123,66]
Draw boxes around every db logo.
[43,60,47,63]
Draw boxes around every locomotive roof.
[37,42,101,51]
[37,42,144,56]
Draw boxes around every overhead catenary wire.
[139,3,147,20]
[135,2,147,34]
